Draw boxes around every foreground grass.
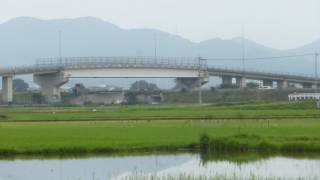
[0,101,319,156]
[0,117,320,156]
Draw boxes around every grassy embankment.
[0,101,319,156]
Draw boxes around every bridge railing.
[35,56,208,71]
[0,64,60,75]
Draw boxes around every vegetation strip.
[200,134,320,153]
[3,115,320,123]
[2,133,320,157]
[0,144,196,158]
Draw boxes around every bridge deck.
[208,67,318,83]
[0,56,318,84]
[0,57,206,76]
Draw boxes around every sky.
[0,0,320,50]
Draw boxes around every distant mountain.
[286,39,320,54]
[198,37,278,58]
[0,16,319,76]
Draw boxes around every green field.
[0,101,319,122]
[0,101,320,156]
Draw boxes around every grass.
[0,101,319,156]
[0,101,319,122]
[163,88,318,103]
[120,173,316,180]
[200,133,320,153]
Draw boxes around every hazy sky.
[1,0,319,49]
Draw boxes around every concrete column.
[221,76,233,86]
[263,79,273,87]
[302,83,312,89]
[312,84,318,89]
[34,72,69,103]
[2,76,13,103]
[236,76,246,88]
[277,80,288,89]
[174,77,208,91]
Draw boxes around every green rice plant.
[201,133,320,153]
[0,101,320,156]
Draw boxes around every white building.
[288,93,320,101]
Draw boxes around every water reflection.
[0,153,319,180]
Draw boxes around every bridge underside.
[174,77,209,91]
[30,68,206,103]
[64,68,200,78]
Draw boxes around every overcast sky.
[1,0,319,50]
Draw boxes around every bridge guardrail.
[35,56,208,71]
[0,56,318,82]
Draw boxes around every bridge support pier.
[263,79,273,87]
[236,76,246,88]
[221,76,233,86]
[312,84,318,89]
[2,76,13,103]
[34,72,69,103]
[175,77,208,91]
[277,80,288,89]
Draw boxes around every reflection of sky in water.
[135,157,320,180]
[0,154,319,180]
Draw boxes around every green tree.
[72,83,88,96]
[219,84,239,89]
[129,80,159,92]
[13,78,29,92]
[124,92,138,105]
[32,93,45,104]
[247,82,259,89]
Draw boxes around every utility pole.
[58,30,62,64]
[315,52,319,91]
[154,33,157,58]
[241,38,245,73]
[241,25,246,89]
[241,25,246,73]
[198,57,203,105]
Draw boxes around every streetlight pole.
[58,30,62,64]
[198,57,204,105]
[315,52,319,91]
[154,33,157,58]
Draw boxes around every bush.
[200,133,210,152]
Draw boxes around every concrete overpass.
[0,57,208,103]
[209,66,320,89]
[0,56,319,103]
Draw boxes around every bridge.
[209,66,319,89]
[0,57,208,103]
[0,56,319,103]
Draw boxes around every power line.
[203,53,316,61]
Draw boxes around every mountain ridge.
[0,16,319,76]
